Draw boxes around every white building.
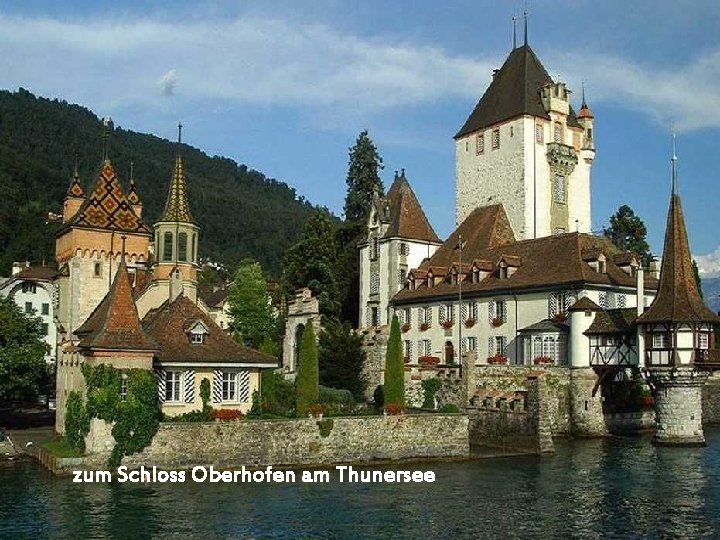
[0,263,60,364]
[358,170,442,329]
[454,43,595,240]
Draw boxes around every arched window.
[178,232,188,262]
[444,341,455,364]
[162,232,173,262]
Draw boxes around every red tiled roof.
[382,174,440,243]
[142,295,276,366]
[638,193,720,325]
[14,266,59,282]
[75,260,159,352]
[568,296,602,312]
[197,285,229,308]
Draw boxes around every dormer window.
[499,265,509,279]
[187,320,209,345]
[599,259,607,274]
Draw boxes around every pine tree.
[604,205,652,265]
[281,209,341,318]
[319,319,367,399]
[383,315,404,408]
[337,130,384,324]
[693,259,704,299]
[295,323,319,417]
[227,259,277,349]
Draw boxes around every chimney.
[11,261,29,276]
[636,266,645,316]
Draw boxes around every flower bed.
[533,356,553,365]
[212,409,245,421]
[418,355,441,366]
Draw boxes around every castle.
[53,127,276,434]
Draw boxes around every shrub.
[317,418,334,437]
[384,403,404,415]
[308,404,324,417]
[295,324,319,417]
[533,356,553,365]
[439,404,460,413]
[373,384,384,408]
[164,409,212,422]
[212,409,244,421]
[421,378,443,409]
[199,378,211,412]
[319,385,354,405]
[384,315,405,407]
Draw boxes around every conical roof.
[638,191,720,325]
[382,173,440,243]
[127,178,141,205]
[66,165,85,198]
[75,259,159,351]
[159,155,194,223]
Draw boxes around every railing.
[694,349,720,369]
[591,345,636,366]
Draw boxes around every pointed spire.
[66,156,85,198]
[127,161,141,205]
[578,81,594,119]
[160,123,194,223]
[523,5,528,46]
[512,15,517,49]
[671,132,678,195]
[101,116,113,161]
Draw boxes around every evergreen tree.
[383,315,404,408]
[0,296,50,403]
[295,323,319,417]
[281,209,341,318]
[227,259,277,349]
[337,131,384,324]
[604,205,652,265]
[318,319,367,399]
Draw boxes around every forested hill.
[0,88,318,276]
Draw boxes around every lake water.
[3,429,720,538]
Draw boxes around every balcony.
[694,349,720,370]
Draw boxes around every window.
[554,122,562,143]
[24,302,32,314]
[699,333,710,349]
[192,234,197,263]
[191,333,204,344]
[599,292,608,309]
[509,126,514,137]
[370,271,380,294]
[41,303,49,315]
[548,292,574,318]
[165,371,182,402]
[94,262,102,277]
[465,140,469,152]
[420,339,432,356]
[163,232,173,262]
[543,337,556,360]
[120,374,128,402]
[491,129,500,149]
[398,268,407,286]
[617,294,627,309]
[439,304,455,325]
[535,124,544,143]
[418,306,432,326]
[463,301,478,322]
[495,336,507,355]
[21,282,36,294]
[490,300,507,324]
[476,133,485,155]
[587,128,593,141]
[222,371,237,401]
[598,260,607,274]
[467,337,477,352]
[41,323,49,336]
[178,232,188,262]
[653,333,669,349]
[553,174,566,203]
[370,237,379,260]
[403,340,413,360]
[399,242,409,256]
[370,307,379,327]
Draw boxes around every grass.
[41,436,84,458]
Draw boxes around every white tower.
[454,41,595,240]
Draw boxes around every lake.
[2,429,720,538]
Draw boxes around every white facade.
[455,100,594,240]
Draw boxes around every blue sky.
[2,1,720,273]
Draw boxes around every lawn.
[41,436,84,458]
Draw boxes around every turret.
[577,86,595,152]
[153,123,200,302]
[127,162,143,218]
[63,161,85,223]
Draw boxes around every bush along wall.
[64,364,161,467]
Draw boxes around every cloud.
[0,13,718,131]
[159,69,177,96]
[695,246,720,278]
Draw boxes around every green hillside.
[0,88,318,276]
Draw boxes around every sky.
[1,1,720,275]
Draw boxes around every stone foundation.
[649,367,708,447]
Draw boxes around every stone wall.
[702,372,720,425]
[361,327,388,401]
[89,415,469,469]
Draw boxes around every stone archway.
[282,288,320,378]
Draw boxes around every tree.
[343,130,384,225]
[319,319,367,399]
[383,315,404,407]
[295,323,319,417]
[0,296,50,403]
[281,209,341,318]
[604,205,652,265]
[227,259,277,349]
[337,131,384,324]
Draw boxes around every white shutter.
[439,305,446,324]
[487,337,494,357]
[184,370,195,403]
[155,368,166,403]
[213,370,223,403]
[548,293,558,318]
[488,301,496,323]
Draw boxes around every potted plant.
[553,312,568,323]
[491,317,504,327]
[384,403,404,415]
[420,322,431,331]
[419,355,440,366]
[308,404,324,419]
[441,319,454,329]
[403,356,410,364]
[401,322,411,333]
[465,318,476,328]
[533,356,553,365]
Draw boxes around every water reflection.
[2,431,720,538]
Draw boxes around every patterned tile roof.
[67,167,85,198]
[64,160,151,235]
[75,260,159,351]
[127,178,141,205]
[159,155,194,223]
[638,192,720,325]
[142,295,276,365]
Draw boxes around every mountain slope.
[0,88,317,276]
